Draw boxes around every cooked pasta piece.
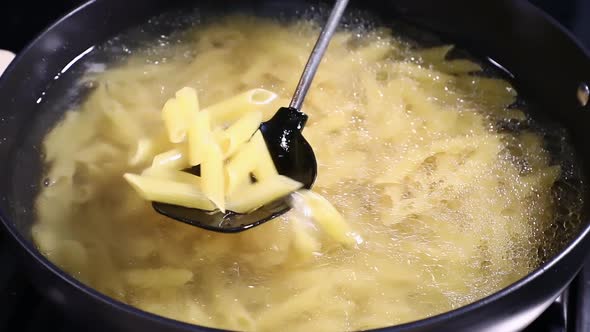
[124,267,194,288]
[201,143,226,212]
[141,168,202,187]
[129,134,169,166]
[212,128,231,156]
[129,138,156,166]
[227,175,303,213]
[203,88,277,126]
[31,225,59,253]
[162,87,200,143]
[162,99,185,143]
[101,103,144,146]
[123,173,215,210]
[151,148,189,170]
[220,111,262,158]
[176,87,200,115]
[224,131,266,195]
[291,190,361,246]
[290,216,322,259]
[126,89,301,214]
[188,111,213,166]
[251,131,279,182]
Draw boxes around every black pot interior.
[0,0,590,326]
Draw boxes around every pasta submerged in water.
[33,16,565,331]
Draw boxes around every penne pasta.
[188,111,213,166]
[124,267,194,288]
[141,168,202,187]
[132,90,308,215]
[128,136,171,166]
[250,131,279,181]
[226,175,302,213]
[290,215,322,259]
[102,103,144,145]
[212,128,231,156]
[31,225,59,253]
[151,148,189,170]
[201,143,226,212]
[162,99,186,143]
[162,87,199,143]
[291,190,359,246]
[224,133,261,195]
[129,89,304,215]
[123,173,215,210]
[202,88,277,126]
[175,87,200,116]
[129,139,155,166]
[221,111,262,158]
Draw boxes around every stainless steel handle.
[289,0,349,110]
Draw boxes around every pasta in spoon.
[124,87,358,245]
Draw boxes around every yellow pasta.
[212,128,231,156]
[202,88,277,126]
[227,175,303,213]
[162,99,186,143]
[200,143,226,212]
[141,168,202,187]
[221,111,262,158]
[290,190,359,246]
[256,286,323,330]
[99,92,144,145]
[212,289,257,331]
[51,240,89,278]
[161,87,200,143]
[224,132,264,195]
[127,90,300,216]
[123,173,214,210]
[175,87,200,116]
[31,224,59,253]
[290,216,322,259]
[33,17,574,332]
[151,148,189,170]
[124,268,194,288]
[129,134,170,167]
[251,131,279,182]
[129,138,156,166]
[187,111,213,166]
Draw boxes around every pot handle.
[0,49,16,77]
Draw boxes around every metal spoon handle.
[289,0,349,110]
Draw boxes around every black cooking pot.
[1,0,590,331]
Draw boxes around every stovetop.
[1,0,590,331]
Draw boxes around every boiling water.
[24,6,584,332]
